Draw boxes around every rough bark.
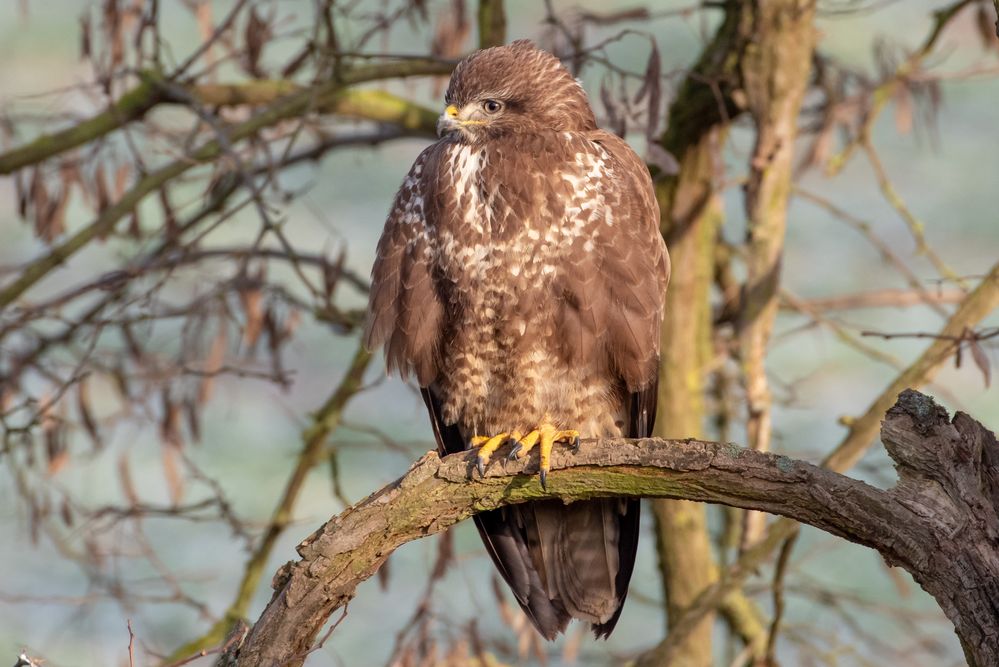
[879,391,999,667]
[222,391,999,667]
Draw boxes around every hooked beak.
[437,103,486,138]
[437,104,461,138]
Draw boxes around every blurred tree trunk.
[477,0,506,48]
[738,0,818,550]
[650,0,816,663]
[650,5,744,664]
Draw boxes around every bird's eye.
[482,99,503,114]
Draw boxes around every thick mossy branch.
[0,72,166,175]
[223,391,999,667]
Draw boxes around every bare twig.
[825,0,976,176]
[764,531,799,662]
[793,186,950,317]
[862,140,966,288]
[127,619,136,667]
[785,287,965,312]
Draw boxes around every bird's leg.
[509,422,580,490]
[469,432,518,477]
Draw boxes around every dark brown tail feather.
[590,498,640,638]
[474,506,572,639]
[421,381,654,640]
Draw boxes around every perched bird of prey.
[365,40,669,639]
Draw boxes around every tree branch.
[0,60,450,175]
[224,391,999,667]
[737,0,817,549]
[0,73,440,310]
[0,72,166,175]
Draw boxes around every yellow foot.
[469,432,518,477]
[509,423,580,490]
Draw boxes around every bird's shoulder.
[581,130,653,179]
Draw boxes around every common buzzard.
[365,40,670,639]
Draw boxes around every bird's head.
[437,40,597,143]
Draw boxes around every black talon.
[476,456,486,477]
[507,443,522,460]
[539,468,548,491]
[572,435,581,451]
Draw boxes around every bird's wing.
[554,129,670,395]
[364,144,446,386]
